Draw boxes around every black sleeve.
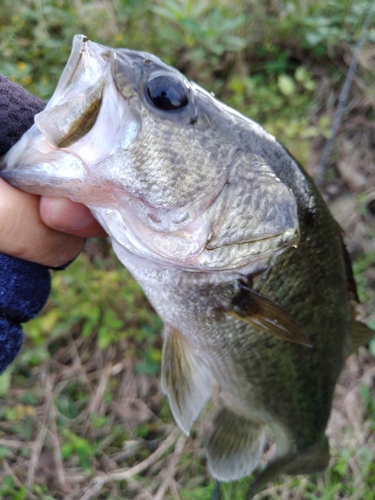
[0,76,50,373]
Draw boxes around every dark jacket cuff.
[0,253,51,372]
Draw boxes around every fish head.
[0,35,300,271]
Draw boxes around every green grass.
[1,1,375,499]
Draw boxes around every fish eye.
[147,75,189,111]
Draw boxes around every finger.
[0,179,85,267]
[40,196,107,238]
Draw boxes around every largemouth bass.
[1,35,373,494]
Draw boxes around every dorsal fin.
[336,226,375,351]
[225,284,312,348]
[161,324,213,435]
[337,226,360,302]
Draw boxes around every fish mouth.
[34,35,114,150]
[0,35,137,202]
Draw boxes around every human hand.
[0,178,107,268]
[0,74,108,374]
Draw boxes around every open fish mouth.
[36,44,109,148]
[0,35,137,203]
[34,35,129,167]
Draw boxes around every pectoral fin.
[207,407,266,481]
[351,319,375,352]
[226,285,312,347]
[161,324,213,435]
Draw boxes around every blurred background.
[0,1,375,498]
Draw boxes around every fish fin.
[246,436,329,498]
[226,285,312,348]
[338,229,360,302]
[206,407,266,481]
[337,229,374,353]
[161,324,213,436]
[351,319,375,352]
[338,231,375,352]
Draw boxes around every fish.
[1,34,373,495]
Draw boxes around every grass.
[1,0,375,498]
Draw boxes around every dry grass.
[2,341,374,499]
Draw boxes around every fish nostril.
[172,211,189,224]
[101,51,111,62]
[148,212,162,224]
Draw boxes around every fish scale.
[0,34,373,496]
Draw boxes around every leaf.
[278,74,297,96]
[0,446,11,459]
[0,371,11,395]
[357,446,372,465]
[151,5,181,23]
[369,337,375,358]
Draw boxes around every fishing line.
[315,0,375,186]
